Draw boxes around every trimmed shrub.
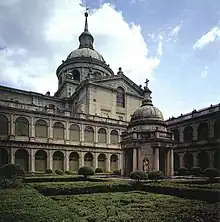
[178,167,189,176]
[113,170,121,176]
[95,168,103,173]
[148,171,164,182]
[190,166,202,176]
[78,166,94,180]
[45,169,53,174]
[0,164,25,180]
[65,171,73,175]
[0,178,23,189]
[130,170,147,182]
[55,169,64,175]
[202,168,219,181]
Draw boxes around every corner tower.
[55,10,114,98]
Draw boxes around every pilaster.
[132,148,137,171]
[154,147,159,171]
[30,149,35,172]
[48,150,53,170]
[106,154,111,172]
[64,150,69,171]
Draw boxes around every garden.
[0,164,220,221]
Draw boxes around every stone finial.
[117,67,123,75]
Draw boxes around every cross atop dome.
[145,79,149,88]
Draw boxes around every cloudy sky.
[0,0,219,119]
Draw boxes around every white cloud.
[0,0,160,95]
[201,66,209,79]
[157,34,163,57]
[167,24,182,42]
[130,0,145,4]
[193,26,220,50]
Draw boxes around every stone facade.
[166,104,220,171]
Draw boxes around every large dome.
[67,48,105,62]
[131,105,164,122]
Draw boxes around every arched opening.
[53,151,64,170]
[35,150,47,172]
[98,128,107,143]
[116,87,125,108]
[174,153,180,171]
[84,152,93,167]
[69,124,80,141]
[183,152,193,169]
[84,126,94,142]
[69,152,79,171]
[15,149,29,172]
[35,119,48,138]
[173,129,179,143]
[183,126,193,143]
[197,151,209,170]
[110,130,119,144]
[110,154,118,172]
[72,69,80,81]
[53,122,64,140]
[0,114,8,136]
[98,154,106,172]
[214,119,220,139]
[15,117,29,136]
[197,122,208,141]
[214,150,220,170]
[0,148,8,167]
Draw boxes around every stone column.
[80,124,84,142]
[10,148,15,164]
[93,152,98,170]
[154,147,159,171]
[48,119,53,142]
[79,151,84,168]
[95,127,98,143]
[30,117,35,137]
[137,148,142,170]
[179,153,185,168]
[48,150,53,170]
[9,114,15,139]
[209,120,215,139]
[193,124,198,141]
[132,148,137,171]
[179,127,184,143]
[120,152,124,175]
[106,154,111,172]
[193,152,198,166]
[107,129,111,145]
[170,149,174,176]
[65,122,69,144]
[118,153,121,171]
[64,150,69,171]
[30,149,35,172]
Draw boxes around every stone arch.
[69,124,80,141]
[110,130,119,144]
[0,114,8,135]
[183,126,193,143]
[183,152,193,169]
[197,122,208,141]
[174,153,180,171]
[97,153,106,171]
[214,150,220,170]
[15,117,29,136]
[35,119,48,138]
[53,122,64,140]
[15,149,29,172]
[110,154,118,172]
[35,150,47,172]
[72,69,80,81]
[53,151,64,170]
[173,129,179,142]
[214,119,220,139]
[98,128,107,143]
[197,151,209,170]
[0,148,8,167]
[69,152,79,171]
[84,126,94,142]
[84,152,93,167]
[116,87,125,108]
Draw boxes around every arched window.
[172,129,179,142]
[110,130,119,144]
[116,87,125,108]
[98,128,107,143]
[214,119,220,139]
[84,126,94,142]
[0,114,8,135]
[15,117,29,136]
[69,124,80,141]
[84,152,93,167]
[53,122,64,140]
[72,69,80,81]
[35,119,48,138]
[183,126,193,143]
[197,122,208,141]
